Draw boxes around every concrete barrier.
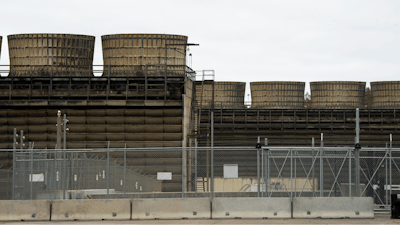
[293,197,374,219]
[132,198,211,219]
[0,200,50,221]
[212,197,291,219]
[51,199,131,221]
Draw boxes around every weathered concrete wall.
[51,199,131,220]
[292,197,374,219]
[132,198,210,219]
[212,197,291,219]
[0,200,50,221]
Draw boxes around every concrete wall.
[292,197,374,219]
[0,200,50,221]
[51,199,131,221]
[212,197,291,219]
[0,197,375,221]
[132,198,210,219]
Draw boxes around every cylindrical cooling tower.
[8,34,95,77]
[310,81,366,109]
[196,82,246,109]
[370,81,400,109]
[250,82,305,109]
[101,34,187,77]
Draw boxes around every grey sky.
[1,0,399,97]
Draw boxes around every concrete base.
[212,197,291,219]
[51,199,131,221]
[0,200,50,221]
[132,198,211,219]
[292,197,374,219]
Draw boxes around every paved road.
[2,218,400,225]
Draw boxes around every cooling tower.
[250,82,305,109]
[101,34,187,77]
[8,34,95,77]
[310,81,366,109]
[196,82,246,109]
[370,81,400,109]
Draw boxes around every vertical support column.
[261,147,264,198]
[63,114,67,199]
[63,114,67,150]
[164,64,167,101]
[53,148,57,200]
[12,128,16,200]
[355,146,360,197]
[194,142,198,197]
[265,138,269,197]
[63,148,66,199]
[124,149,126,198]
[312,137,315,197]
[386,142,388,206]
[30,144,33,200]
[20,130,24,150]
[291,148,293,201]
[257,136,260,197]
[107,145,110,199]
[294,151,297,197]
[349,147,352,197]
[320,133,323,197]
[182,147,185,198]
[145,65,148,100]
[211,111,214,200]
[57,111,61,150]
[390,134,392,205]
[355,108,361,197]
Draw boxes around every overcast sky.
[1,0,399,96]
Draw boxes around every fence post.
[107,143,110,199]
[390,134,392,205]
[349,148,352,197]
[124,149,126,198]
[195,142,198,197]
[355,108,361,197]
[63,114,67,199]
[257,136,260,197]
[182,147,185,198]
[261,148,264,198]
[386,143,388,206]
[312,137,315,197]
[12,128,16,200]
[265,138,269,197]
[320,133,323,197]
[294,150,297,197]
[211,111,214,200]
[30,143,33,200]
[54,148,57,200]
[290,148,293,201]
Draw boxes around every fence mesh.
[0,146,399,207]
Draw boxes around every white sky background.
[1,0,400,98]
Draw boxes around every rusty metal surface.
[8,34,95,77]
[196,82,246,109]
[371,81,400,109]
[310,81,366,109]
[250,82,305,109]
[101,34,187,77]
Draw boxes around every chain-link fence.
[0,146,399,207]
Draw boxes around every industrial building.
[0,33,399,198]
